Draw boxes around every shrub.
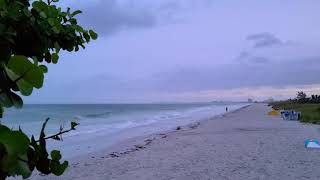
[0,0,97,179]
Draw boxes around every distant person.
[226,107,228,112]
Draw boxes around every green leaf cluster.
[0,126,30,178]
[0,0,97,179]
[0,119,78,179]
[0,0,97,109]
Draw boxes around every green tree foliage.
[296,91,307,102]
[310,94,320,103]
[0,0,97,179]
[294,91,320,104]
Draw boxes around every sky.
[26,0,320,103]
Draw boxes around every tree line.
[290,91,320,104]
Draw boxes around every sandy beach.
[31,103,320,180]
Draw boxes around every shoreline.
[31,103,320,180]
[73,104,252,161]
[38,103,249,159]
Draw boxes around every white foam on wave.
[65,104,247,139]
[46,103,250,158]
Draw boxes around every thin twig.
[35,128,74,143]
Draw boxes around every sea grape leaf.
[50,150,61,161]
[23,68,44,89]
[0,126,30,176]
[89,30,97,40]
[71,121,79,130]
[9,154,32,179]
[7,56,32,76]
[9,92,23,109]
[83,32,90,42]
[7,55,44,89]
[51,53,59,64]
[16,80,33,96]
[50,160,68,176]
[0,92,13,108]
[54,42,61,53]
[0,0,97,178]
[39,65,48,73]
[4,67,19,82]
[71,10,81,17]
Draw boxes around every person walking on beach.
[226,107,228,112]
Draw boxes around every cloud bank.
[246,32,289,48]
[25,1,320,103]
[78,0,213,36]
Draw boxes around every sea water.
[2,102,248,158]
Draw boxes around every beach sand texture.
[32,104,320,180]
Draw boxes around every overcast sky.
[26,0,320,103]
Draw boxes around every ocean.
[1,102,248,158]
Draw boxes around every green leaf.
[0,0,5,7]
[0,125,30,175]
[52,53,59,64]
[0,92,13,108]
[39,65,48,73]
[48,18,55,26]
[45,52,52,63]
[69,18,77,25]
[50,160,68,176]
[89,30,98,40]
[9,154,32,179]
[53,21,62,34]
[83,32,90,42]
[51,150,61,161]
[74,25,84,33]
[71,121,79,130]
[4,67,33,96]
[23,68,44,89]
[71,10,82,17]
[16,80,33,96]
[23,8,32,17]
[40,11,47,18]
[54,42,61,53]
[5,67,19,82]
[31,57,39,66]
[0,105,3,118]
[32,1,47,11]
[9,92,23,109]
[0,1,98,178]
[6,55,44,89]
[7,55,32,76]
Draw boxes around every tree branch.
[35,127,74,143]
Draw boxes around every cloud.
[165,84,320,102]
[236,51,269,64]
[248,57,269,63]
[237,32,295,64]
[246,32,286,48]
[146,56,320,93]
[78,0,156,35]
[24,1,320,103]
[78,0,213,36]
[30,56,320,103]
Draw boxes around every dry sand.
[31,104,320,180]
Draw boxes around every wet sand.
[31,104,320,180]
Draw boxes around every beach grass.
[271,102,320,124]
